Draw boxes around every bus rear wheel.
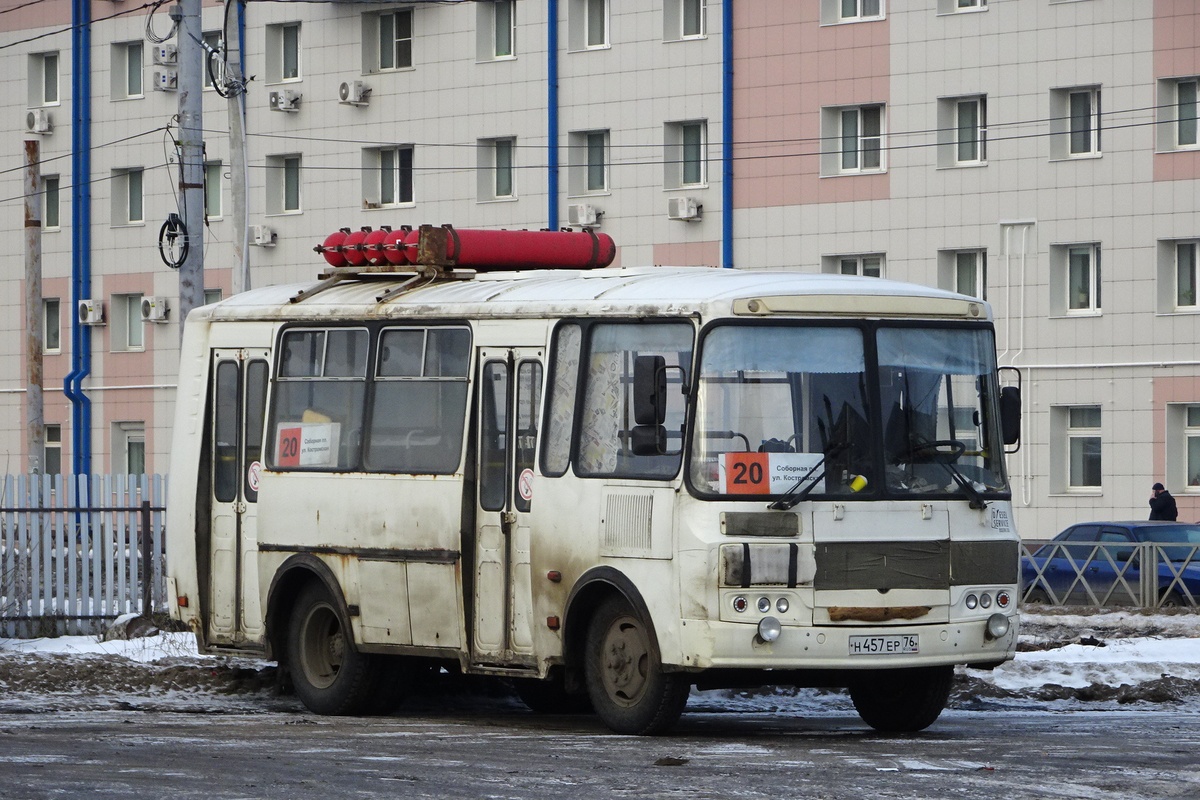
[584,596,689,735]
[849,665,954,733]
[287,581,379,715]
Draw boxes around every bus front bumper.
[672,613,1019,671]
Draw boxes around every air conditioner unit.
[338,80,370,106]
[567,203,600,226]
[140,296,169,323]
[667,197,701,221]
[78,299,105,326]
[251,225,276,247]
[25,109,52,135]
[269,90,301,112]
[153,69,178,92]
[153,44,177,65]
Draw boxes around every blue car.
[1020,521,1200,607]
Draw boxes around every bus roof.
[195,267,993,323]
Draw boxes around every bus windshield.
[688,323,1009,502]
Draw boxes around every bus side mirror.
[634,355,667,426]
[630,424,667,456]
[1000,385,1021,447]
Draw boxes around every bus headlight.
[756,616,782,643]
[984,613,1010,641]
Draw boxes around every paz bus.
[166,225,1023,735]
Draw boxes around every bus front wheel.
[849,665,954,733]
[287,581,379,715]
[584,596,690,735]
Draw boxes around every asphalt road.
[2,702,1197,800]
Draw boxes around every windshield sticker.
[275,422,342,468]
[720,452,825,495]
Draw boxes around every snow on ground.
[0,608,1198,716]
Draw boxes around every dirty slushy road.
[2,698,1198,800]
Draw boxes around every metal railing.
[0,474,167,638]
[1019,540,1199,608]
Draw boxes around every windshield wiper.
[935,461,988,510]
[768,441,849,511]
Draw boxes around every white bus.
[166,227,1022,735]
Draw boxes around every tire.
[1023,588,1051,606]
[849,666,954,733]
[513,674,594,715]
[1159,590,1190,609]
[584,595,690,735]
[287,581,380,716]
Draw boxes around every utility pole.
[24,139,44,475]
[173,0,205,339]
[225,1,250,294]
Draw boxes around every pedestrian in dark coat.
[1149,482,1178,521]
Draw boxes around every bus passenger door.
[473,348,543,666]
[208,349,270,645]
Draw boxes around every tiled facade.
[2,0,1197,535]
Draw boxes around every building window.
[478,137,515,200]
[112,41,143,99]
[29,52,59,106]
[203,32,223,90]
[266,22,301,83]
[111,293,145,352]
[824,105,885,175]
[44,424,61,475]
[824,254,883,277]
[1176,241,1198,309]
[1068,244,1100,313]
[113,422,146,475]
[938,0,985,12]
[1187,406,1200,490]
[956,97,986,164]
[266,154,302,214]
[204,288,223,305]
[477,1,515,60]
[569,0,609,50]
[205,162,223,219]
[1157,77,1199,152]
[363,146,414,208]
[112,168,144,225]
[939,249,987,299]
[665,120,707,188]
[43,175,60,230]
[1066,406,1102,490]
[43,298,61,354]
[821,0,883,24]
[937,96,987,167]
[569,130,609,195]
[364,9,414,72]
[1051,87,1100,158]
[665,0,706,40]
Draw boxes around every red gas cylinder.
[362,228,390,266]
[341,228,371,267]
[317,229,350,268]
[403,226,616,271]
[382,227,410,265]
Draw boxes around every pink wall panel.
[733,1,891,208]
[1153,0,1200,182]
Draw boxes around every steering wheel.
[907,439,966,463]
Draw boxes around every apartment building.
[2,0,1197,535]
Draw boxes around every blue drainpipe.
[547,0,560,230]
[64,0,93,476]
[722,0,734,268]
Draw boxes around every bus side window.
[270,327,368,470]
[576,322,693,480]
[542,324,581,477]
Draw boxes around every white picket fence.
[0,474,167,638]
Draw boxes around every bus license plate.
[848,634,919,656]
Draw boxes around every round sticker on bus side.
[247,461,263,493]
[518,468,534,502]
